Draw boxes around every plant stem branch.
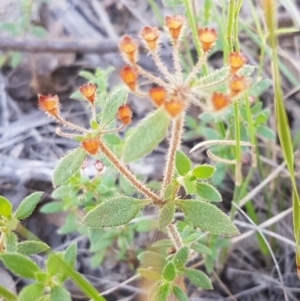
[135,65,169,89]
[167,223,183,250]
[151,50,174,83]
[55,115,90,134]
[185,52,206,85]
[172,41,182,82]
[98,140,161,204]
[161,114,184,194]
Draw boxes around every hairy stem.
[161,114,184,193]
[55,115,90,134]
[167,223,183,250]
[98,140,161,204]
[135,65,169,89]
[185,52,206,85]
[172,41,182,82]
[151,50,174,83]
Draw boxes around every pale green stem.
[233,100,241,186]
[226,0,236,52]
[233,0,243,51]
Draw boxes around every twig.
[0,37,118,54]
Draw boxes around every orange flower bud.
[140,26,160,51]
[211,92,230,111]
[197,28,217,52]
[79,83,96,104]
[82,138,100,155]
[38,94,60,117]
[117,105,132,125]
[164,99,184,117]
[119,66,138,90]
[229,75,247,96]
[228,52,247,74]
[165,15,185,40]
[149,86,166,107]
[119,35,138,64]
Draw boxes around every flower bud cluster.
[118,14,249,118]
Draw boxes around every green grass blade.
[262,0,300,277]
[0,284,17,301]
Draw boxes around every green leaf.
[52,148,86,187]
[10,52,22,68]
[257,125,275,139]
[31,26,47,38]
[17,241,49,255]
[0,196,12,217]
[122,109,170,162]
[49,286,71,301]
[35,271,48,284]
[58,213,77,234]
[47,253,64,277]
[176,200,239,236]
[172,285,189,301]
[83,197,149,228]
[192,165,215,179]
[151,282,170,301]
[151,239,173,248]
[175,151,191,176]
[195,183,222,202]
[3,232,18,252]
[182,177,196,194]
[40,202,64,214]
[15,192,43,220]
[248,78,271,98]
[36,296,50,301]
[99,87,128,128]
[18,283,44,301]
[138,268,161,281]
[255,109,270,125]
[185,269,213,290]
[60,243,77,282]
[64,243,77,266]
[138,251,166,271]
[173,246,189,269]
[158,201,175,230]
[163,181,179,201]
[51,186,71,200]
[0,252,40,279]
[162,262,176,281]
[46,254,107,301]
[191,243,212,255]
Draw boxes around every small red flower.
[82,138,100,155]
[197,28,218,52]
[164,99,184,117]
[119,66,138,91]
[165,15,185,40]
[149,86,166,107]
[228,52,247,74]
[38,94,60,117]
[140,26,160,51]
[119,35,139,64]
[117,105,133,125]
[211,92,230,111]
[229,75,247,96]
[79,83,96,104]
